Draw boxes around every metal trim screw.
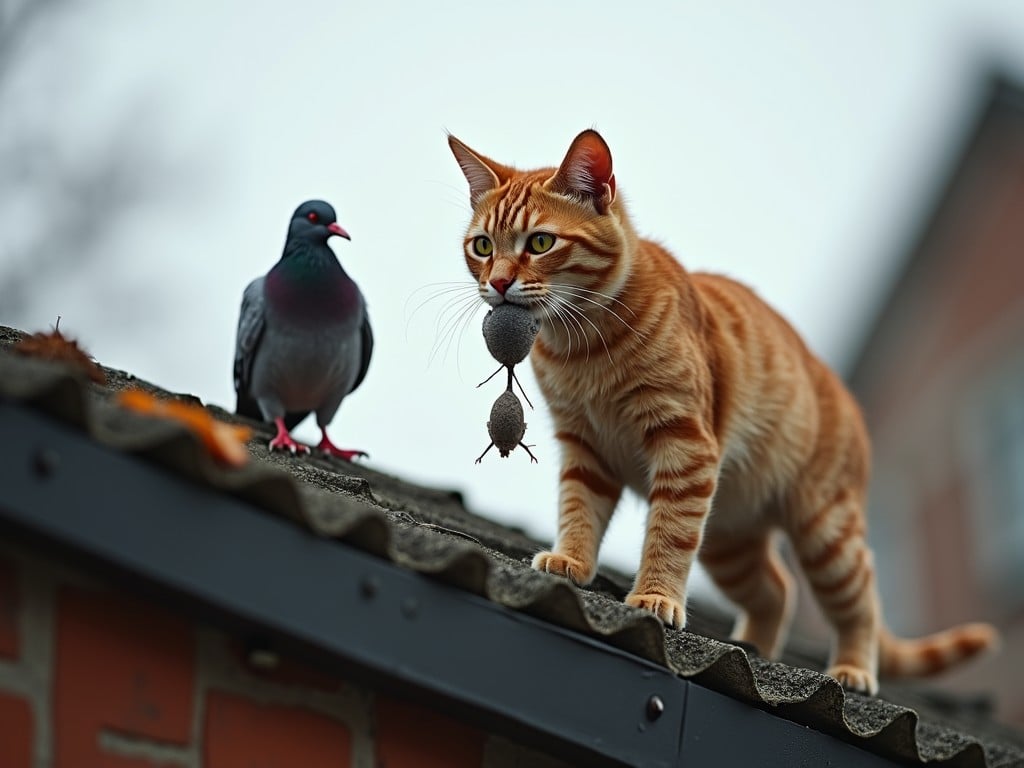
[646,695,665,721]
[360,576,379,599]
[32,449,59,479]
[401,597,419,619]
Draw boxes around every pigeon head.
[287,200,351,244]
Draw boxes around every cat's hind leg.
[789,491,880,694]
[699,530,796,660]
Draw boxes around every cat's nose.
[490,277,513,296]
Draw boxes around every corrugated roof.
[1,325,1022,768]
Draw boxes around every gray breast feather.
[234,279,372,426]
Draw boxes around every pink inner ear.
[449,135,503,206]
[554,130,615,203]
[575,131,613,185]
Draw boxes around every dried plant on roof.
[13,322,106,384]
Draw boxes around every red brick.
[0,557,19,659]
[375,696,485,768]
[53,586,195,768]
[204,690,351,767]
[0,691,33,768]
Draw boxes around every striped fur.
[448,130,998,694]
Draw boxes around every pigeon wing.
[349,305,373,394]
[234,278,267,419]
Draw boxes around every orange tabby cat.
[449,129,998,694]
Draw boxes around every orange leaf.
[117,389,252,468]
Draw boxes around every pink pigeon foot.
[317,432,368,461]
[268,417,310,454]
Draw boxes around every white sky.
[3,0,1024,576]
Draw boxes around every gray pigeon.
[234,199,373,459]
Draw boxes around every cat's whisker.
[553,300,583,368]
[536,299,563,355]
[428,296,482,368]
[433,295,482,351]
[549,294,592,365]
[538,296,576,369]
[548,284,645,339]
[425,290,477,327]
[432,300,481,372]
[405,279,477,308]
[549,282,638,318]
[404,281,478,341]
[551,292,613,365]
[407,282,476,305]
[539,296,574,355]
[451,297,487,377]
[425,290,478,336]
[404,284,474,325]
[553,292,637,333]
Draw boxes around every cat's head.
[448,130,634,317]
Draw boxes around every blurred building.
[848,73,1024,725]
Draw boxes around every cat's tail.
[878,622,1000,678]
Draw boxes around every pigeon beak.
[327,222,351,240]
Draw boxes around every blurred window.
[963,353,1024,612]
[868,469,923,632]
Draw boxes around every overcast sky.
[3,0,1024,576]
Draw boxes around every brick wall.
[0,547,570,768]
[847,127,1024,727]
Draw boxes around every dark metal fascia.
[0,402,902,768]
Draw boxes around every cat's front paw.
[532,551,596,585]
[626,592,686,629]
[827,664,878,696]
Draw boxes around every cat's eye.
[526,232,555,254]
[472,236,494,257]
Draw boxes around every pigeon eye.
[472,236,493,257]
[526,232,555,254]
[307,212,319,223]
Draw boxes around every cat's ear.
[448,134,510,207]
[547,129,616,214]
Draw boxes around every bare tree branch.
[0,0,199,323]
[0,0,63,74]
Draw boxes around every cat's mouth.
[488,294,542,318]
